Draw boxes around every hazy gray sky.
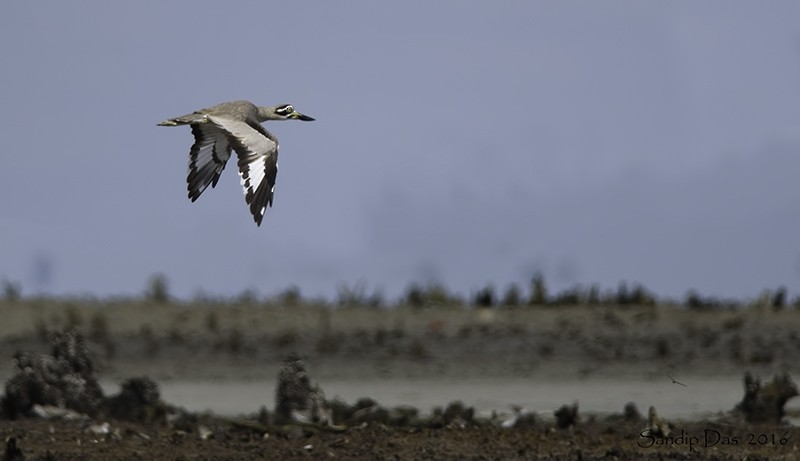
[1,2,798,300]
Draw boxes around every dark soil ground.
[4,416,800,460]
[2,300,800,460]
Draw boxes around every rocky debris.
[3,437,24,461]
[332,397,389,425]
[85,421,112,436]
[30,404,84,420]
[0,330,171,425]
[642,406,670,437]
[104,376,168,424]
[274,354,332,425]
[555,401,579,429]
[623,402,642,421]
[327,397,483,428]
[736,371,798,423]
[499,405,537,429]
[1,329,104,418]
[430,400,476,428]
[197,425,214,440]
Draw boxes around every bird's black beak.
[291,111,315,121]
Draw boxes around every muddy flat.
[3,417,800,460]
[1,300,799,459]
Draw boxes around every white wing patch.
[187,122,231,202]
[206,115,279,226]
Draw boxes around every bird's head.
[259,104,315,122]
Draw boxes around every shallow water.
[118,375,800,420]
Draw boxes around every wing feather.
[187,123,232,202]
[206,115,279,226]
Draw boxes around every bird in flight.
[158,100,314,226]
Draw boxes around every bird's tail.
[157,113,207,127]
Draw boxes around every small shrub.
[772,286,787,311]
[235,289,258,305]
[404,283,425,307]
[367,289,385,308]
[616,281,630,305]
[144,274,170,304]
[551,285,583,305]
[685,289,706,310]
[528,272,548,305]
[587,285,600,305]
[2,279,21,301]
[472,284,495,307]
[402,282,455,308]
[630,283,657,306]
[337,281,369,306]
[277,285,303,306]
[501,283,522,306]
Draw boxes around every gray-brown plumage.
[158,100,314,226]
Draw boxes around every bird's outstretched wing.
[206,115,278,226]
[187,122,232,202]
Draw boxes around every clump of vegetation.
[528,272,548,305]
[104,376,166,424]
[555,401,579,429]
[234,289,258,305]
[617,282,658,306]
[500,283,522,306]
[472,284,495,307]
[2,279,21,302]
[336,281,384,308]
[402,282,460,308]
[684,289,744,310]
[550,285,584,306]
[144,274,170,304]
[276,285,302,306]
[736,372,798,423]
[2,329,104,418]
[1,270,796,312]
[771,286,787,311]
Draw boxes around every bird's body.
[158,100,314,226]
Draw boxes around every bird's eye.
[278,105,293,115]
